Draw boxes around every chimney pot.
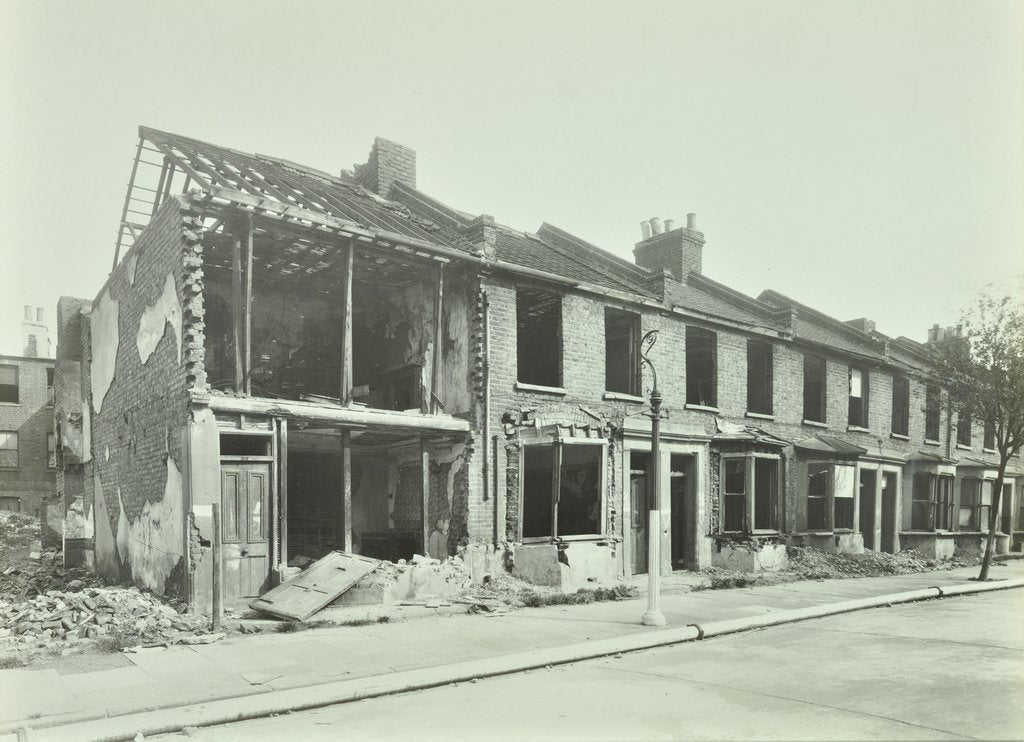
[24,305,32,320]
[664,219,675,232]
[686,213,697,230]
[641,221,652,240]
[650,217,663,235]
[36,307,43,322]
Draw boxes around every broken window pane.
[754,458,779,531]
[803,355,826,423]
[935,475,953,530]
[557,445,602,536]
[522,446,555,538]
[807,462,829,530]
[517,289,561,387]
[605,308,640,395]
[891,376,910,436]
[686,327,717,407]
[746,340,773,415]
[848,367,869,428]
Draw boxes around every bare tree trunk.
[977,458,1008,581]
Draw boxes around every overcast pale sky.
[1,0,1021,357]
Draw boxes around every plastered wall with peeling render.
[83,198,193,598]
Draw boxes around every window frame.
[891,375,910,437]
[746,339,774,416]
[0,365,18,405]
[0,430,18,469]
[603,308,641,396]
[848,366,870,428]
[805,461,856,532]
[802,354,827,424]
[719,453,781,535]
[46,367,55,407]
[924,385,941,442]
[519,439,607,543]
[912,472,954,531]
[956,406,972,447]
[685,327,718,408]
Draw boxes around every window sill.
[0,402,20,407]
[745,411,775,421]
[802,419,828,428]
[603,391,645,403]
[847,426,871,433]
[923,439,941,447]
[982,448,996,454]
[685,404,719,413]
[890,433,910,441]
[956,444,972,451]
[514,382,566,396]
[519,535,609,545]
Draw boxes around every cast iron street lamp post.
[639,330,666,626]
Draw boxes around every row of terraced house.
[50,128,1023,612]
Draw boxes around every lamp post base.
[641,610,667,627]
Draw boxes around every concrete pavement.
[2,562,1022,741]
[172,589,1022,741]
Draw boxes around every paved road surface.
[157,589,1024,741]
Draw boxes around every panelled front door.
[630,451,650,575]
[221,463,271,600]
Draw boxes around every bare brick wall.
[80,198,195,596]
[0,357,55,515]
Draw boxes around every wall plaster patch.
[115,458,184,595]
[90,289,119,414]
[137,273,182,365]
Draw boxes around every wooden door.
[221,463,271,600]
[630,452,649,575]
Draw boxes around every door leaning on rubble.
[220,463,271,600]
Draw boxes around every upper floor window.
[46,367,54,406]
[891,376,910,436]
[983,418,996,450]
[521,442,604,539]
[516,288,561,387]
[848,367,869,428]
[924,385,941,441]
[0,365,17,404]
[746,340,773,415]
[604,308,640,396]
[685,327,717,407]
[803,354,827,423]
[956,407,971,447]
[47,433,56,469]
[0,431,18,468]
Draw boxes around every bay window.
[522,441,604,539]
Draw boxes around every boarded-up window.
[891,376,910,436]
[0,366,17,404]
[605,308,640,395]
[746,340,773,415]
[0,431,17,469]
[848,368,869,428]
[803,355,826,423]
[685,327,717,407]
[516,289,561,387]
[521,443,602,539]
[925,385,941,441]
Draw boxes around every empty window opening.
[848,367,869,427]
[605,308,640,395]
[686,327,717,407]
[803,355,826,423]
[46,367,54,406]
[925,385,941,441]
[47,433,56,469]
[220,434,272,457]
[722,458,746,533]
[746,340,773,415]
[807,462,829,530]
[288,448,345,560]
[522,443,602,539]
[911,472,951,531]
[833,465,855,530]
[891,376,910,436]
[0,366,17,404]
[957,407,971,446]
[670,454,695,568]
[517,289,562,387]
[959,478,992,531]
[753,458,779,531]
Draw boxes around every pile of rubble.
[0,583,208,650]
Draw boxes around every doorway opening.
[629,451,650,575]
[881,471,897,553]
[859,469,877,550]
[671,454,696,569]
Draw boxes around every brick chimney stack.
[353,137,417,197]
[633,213,704,282]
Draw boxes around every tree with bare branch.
[931,286,1024,580]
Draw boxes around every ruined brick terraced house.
[54,128,1024,611]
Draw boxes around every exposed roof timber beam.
[143,137,216,192]
[113,137,145,271]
